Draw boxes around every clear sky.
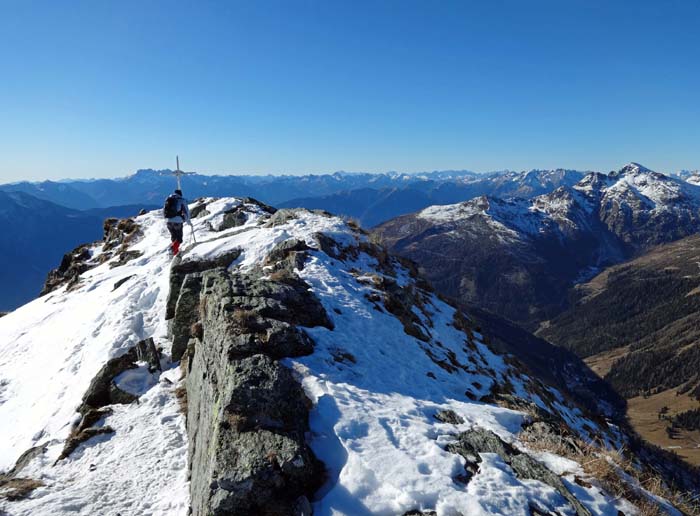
[1,0,699,182]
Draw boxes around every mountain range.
[377,163,700,329]
[0,168,587,310]
[279,169,586,227]
[0,169,480,210]
[1,197,697,514]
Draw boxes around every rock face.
[167,220,328,515]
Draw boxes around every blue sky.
[1,0,699,182]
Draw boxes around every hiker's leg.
[166,222,178,243]
[175,223,184,243]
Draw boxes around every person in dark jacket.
[164,189,191,255]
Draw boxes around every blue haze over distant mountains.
[0,166,682,310]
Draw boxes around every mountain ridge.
[377,163,700,329]
[1,197,696,514]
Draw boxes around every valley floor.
[585,350,700,467]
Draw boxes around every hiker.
[163,189,191,255]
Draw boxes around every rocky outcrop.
[0,445,46,501]
[446,428,591,516]
[40,244,94,295]
[55,408,115,463]
[41,216,144,296]
[168,237,331,515]
[78,338,161,414]
[207,197,276,231]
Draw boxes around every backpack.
[163,195,182,219]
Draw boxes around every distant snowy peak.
[412,161,700,255]
[616,162,652,175]
[687,174,700,186]
[574,162,700,207]
[417,191,590,244]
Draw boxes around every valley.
[376,164,700,471]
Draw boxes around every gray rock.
[108,249,144,268]
[41,245,93,295]
[510,454,591,516]
[187,352,321,514]
[135,337,161,372]
[446,427,512,462]
[265,238,311,267]
[219,208,248,230]
[226,272,333,330]
[241,197,277,215]
[165,249,241,321]
[56,426,115,464]
[190,202,210,219]
[434,409,465,425]
[78,348,139,414]
[42,216,143,295]
[171,273,204,361]
[2,445,47,478]
[56,408,115,463]
[112,275,134,291]
[264,209,302,228]
[313,232,343,259]
[445,428,591,516]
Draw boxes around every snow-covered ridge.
[0,198,684,515]
[417,163,700,244]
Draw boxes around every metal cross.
[169,155,195,191]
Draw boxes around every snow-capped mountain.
[576,162,700,249]
[279,169,586,227]
[674,169,700,185]
[1,197,694,514]
[0,169,479,210]
[1,168,585,226]
[688,175,700,186]
[377,163,700,329]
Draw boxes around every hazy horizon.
[4,160,697,186]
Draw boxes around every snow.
[0,197,669,515]
[0,208,194,514]
[11,367,189,516]
[576,162,700,212]
[280,230,615,514]
[113,363,158,396]
[685,174,700,186]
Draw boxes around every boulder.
[79,348,140,414]
[135,337,161,372]
[434,409,465,425]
